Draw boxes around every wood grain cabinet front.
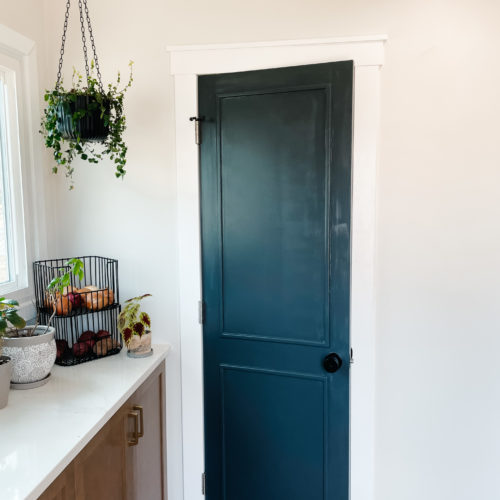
[37,464,75,500]
[125,363,167,500]
[38,362,166,500]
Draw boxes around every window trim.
[0,58,28,295]
[0,24,48,319]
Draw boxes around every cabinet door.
[126,363,166,500]
[73,410,127,500]
[38,463,75,500]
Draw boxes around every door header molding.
[167,35,386,75]
[168,35,386,500]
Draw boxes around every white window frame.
[0,24,48,319]
[0,56,28,295]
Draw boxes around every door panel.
[220,88,329,344]
[200,61,353,500]
[221,366,326,500]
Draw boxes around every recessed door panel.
[220,89,329,345]
[221,365,326,500]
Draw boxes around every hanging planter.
[40,0,133,189]
[56,94,111,142]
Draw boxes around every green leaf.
[1,299,19,306]
[5,311,26,329]
[0,317,7,333]
[47,276,60,290]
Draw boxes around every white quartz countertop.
[0,344,170,500]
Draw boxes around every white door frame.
[168,35,386,500]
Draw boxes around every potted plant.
[0,300,21,407]
[2,259,85,388]
[46,258,85,322]
[41,62,133,189]
[118,294,152,358]
[1,297,57,389]
[0,351,11,409]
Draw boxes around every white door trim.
[168,35,386,500]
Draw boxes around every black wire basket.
[33,256,122,366]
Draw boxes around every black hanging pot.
[56,94,111,142]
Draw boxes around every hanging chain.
[82,0,104,92]
[77,0,90,82]
[55,0,104,92]
[56,0,72,90]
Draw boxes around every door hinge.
[189,116,205,145]
[350,347,354,364]
[202,472,206,495]
[198,300,205,324]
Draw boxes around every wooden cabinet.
[37,464,75,500]
[39,362,166,500]
[73,410,127,500]
[125,365,167,500]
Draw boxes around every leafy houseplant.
[0,259,85,390]
[0,259,87,389]
[41,63,133,189]
[46,257,85,324]
[118,294,153,358]
[41,0,134,189]
[0,298,27,338]
[0,297,58,389]
[0,298,26,382]
[0,299,26,403]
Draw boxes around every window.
[0,52,28,296]
[0,24,45,316]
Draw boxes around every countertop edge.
[26,344,170,500]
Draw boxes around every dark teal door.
[199,61,353,500]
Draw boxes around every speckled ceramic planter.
[3,326,56,387]
[0,356,12,408]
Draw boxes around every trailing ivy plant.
[40,61,133,189]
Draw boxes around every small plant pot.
[0,356,12,409]
[56,94,111,141]
[126,330,153,358]
[3,326,56,388]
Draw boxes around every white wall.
[39,2,184,498]
[11,0,500,499]
[0,1,56,312]
[0,2,48,90]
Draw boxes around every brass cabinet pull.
[127,410,139,446]
[133,405,144,438]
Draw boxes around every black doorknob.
[323,353,342,373]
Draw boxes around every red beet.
[72,342,89,357]
[78,330,95,342]
[96,330,110,339]
[85,339,96,349]
[67,292,82,308]
[56,339,68,359]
